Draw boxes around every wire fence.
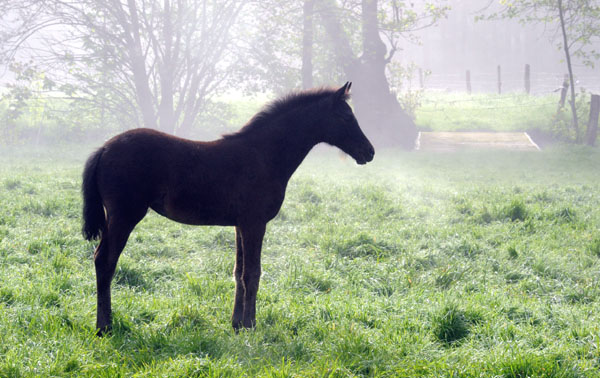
[416,100,560,113]
[406,70,600,96]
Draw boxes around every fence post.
[497,65,502,94]
[466,70,471,94]
[586,94,600,146]
[559,74,569,108]
[524,64,530,94]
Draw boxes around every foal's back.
[96,128,263,226]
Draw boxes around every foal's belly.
[147,170,286,227]
[150,194,237,227]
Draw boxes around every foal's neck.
[259,106,324,183]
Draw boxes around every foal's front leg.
[231,223,266,330]
[232,227,245,330]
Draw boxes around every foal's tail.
[82,148,106,241]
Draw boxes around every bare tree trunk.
[317,1,358,75]
[355,0,418,148]
[318,0,417,149]
[558,0,580,142]
[158,0,175,133]
[586,94,599,146]
[125,0,158,130]
[302,0,314,89]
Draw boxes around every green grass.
[1,144,600,377]
[415,92,582,136]
[2,91,590,146]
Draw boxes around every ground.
[1,145,599,377]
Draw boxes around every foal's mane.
[223,87,349,139]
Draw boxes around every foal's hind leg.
[232,223,266,330]
[95,212,144,334]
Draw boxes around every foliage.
[0,63,121,145]
[0,95,246,145]
[1,145,600,376]
[550,88,593,142]
[2,90,595,145]
[388,62,428,119]
[239,0,449,93]
[415,92,586,136]
[480,0,600,142]
[485,0,600,68]
[0,0,245,135]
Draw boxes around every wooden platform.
[415,132,540,151]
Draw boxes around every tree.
[0,0,245,135]
[318,1,445,148]
[482,0,600,143]
[302,0,315,89]
[236,1,309,95]
[242,0,449,148]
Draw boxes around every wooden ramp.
[415,132,540,151]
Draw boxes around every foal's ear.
[334,82,351,102]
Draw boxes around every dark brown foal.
[82,82,374,334]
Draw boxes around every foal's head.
[322,82,375,165]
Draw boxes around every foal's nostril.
[359,146,374,164]
[367,145,375,160]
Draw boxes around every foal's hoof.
[232,321,243,333]
[95,324,112,337]
[243,319,257,329]
[232,319,256,333]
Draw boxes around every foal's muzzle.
[355,144,375,165]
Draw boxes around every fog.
[1,3,600,375]
[0,0,598,147]
[403,1,600,94]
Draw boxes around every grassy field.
[415,92,587,140]
[1,143,600,377]
[1,91,588,145]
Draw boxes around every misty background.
[0,0,599,146]
[2,3,600,374]
[405,1,599,93]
